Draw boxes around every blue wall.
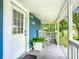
[29,14,41,48]
[0,0,3,59]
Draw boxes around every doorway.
[12,3,27,58]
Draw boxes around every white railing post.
[77,48,78,59]
[69,40,79,59]
[73,46,78,59]
[68,43,73,59]
[67,0,73,59]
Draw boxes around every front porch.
[3,0,79,59]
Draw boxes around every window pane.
[17,13,20,26]
[16,12,19,26]
[21,27,23,33]
[21,14,23,26]
[18,27,20,33]
[21,14,23,20]
[21,20,23,26]
[13,18,16,25]
[17,19,20,26]
[13,9,24,34]
[16,26,18,33]
[13,9,17,17]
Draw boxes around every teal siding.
[29,14,41,48]
[0,0,3,59]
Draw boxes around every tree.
[59,19,68,36]
[73,13,79,40]
[41,24,55,32]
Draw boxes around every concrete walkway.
[28,43,67,59]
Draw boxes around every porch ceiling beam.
[55,0,67,23]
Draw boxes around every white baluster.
[68,43,73,59]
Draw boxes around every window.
[13,9,24,34]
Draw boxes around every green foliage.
[59,19,68,32]
[73,13,79,40]
[32,37,46,43]
[59,35,68,47]
[59,31,68,47]
[41,24,55,32]
[73,34,79,40]
[59,19,68,36]
[73,13,79,26]
[59,19,68,47]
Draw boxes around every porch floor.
[27,43,68,59]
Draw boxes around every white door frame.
[11,0,30,51]
[12,3,26,59]
[11,0,30,59]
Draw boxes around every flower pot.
[33,42,43,51]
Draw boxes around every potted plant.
[32,37,46,51]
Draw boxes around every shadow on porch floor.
[27,43,68,59]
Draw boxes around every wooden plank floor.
[28,43,67,59]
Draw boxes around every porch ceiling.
[16,0,79,24]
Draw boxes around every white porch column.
[3,0,13,59]
[56,20,59,45]
[67,0,73,59]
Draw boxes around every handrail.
[69,39,79,48]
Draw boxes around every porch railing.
[68,39,79,59]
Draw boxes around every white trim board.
[11,0,29,13]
